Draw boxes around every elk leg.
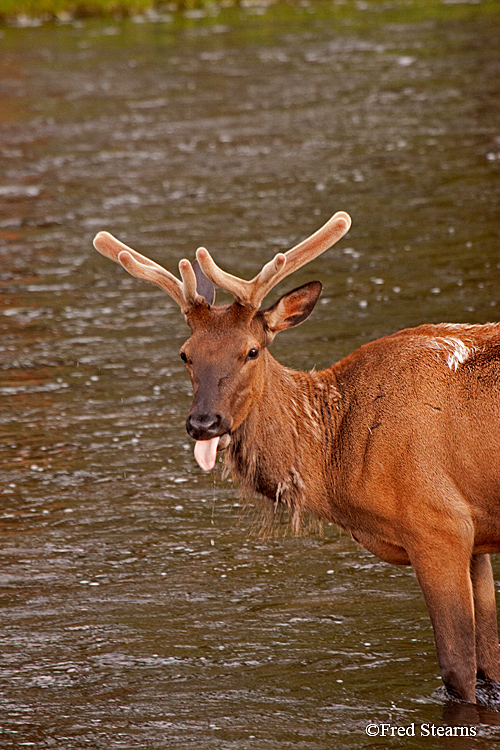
[411,548,477,703]
[470,553,500,704]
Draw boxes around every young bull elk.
[94,211,500,706]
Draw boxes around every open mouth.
[193,433,231,472]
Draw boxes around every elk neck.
[225,350,343,532]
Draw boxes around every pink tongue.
[194,436,220,472]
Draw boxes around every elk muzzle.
[186,411,225,441]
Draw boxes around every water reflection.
[1,2,500,747]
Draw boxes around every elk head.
[93,211,351,471]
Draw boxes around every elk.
[94,211,500,707]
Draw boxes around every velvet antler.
[195,211,351,309]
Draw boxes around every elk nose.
[186,412,222,440]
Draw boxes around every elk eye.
[246,348,259,361]
[180,351,188,363]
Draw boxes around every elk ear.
[263,281,322,333]
[192,258,215,305]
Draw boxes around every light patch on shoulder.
[428,336,475,371]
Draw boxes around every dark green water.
[1,1,500,747]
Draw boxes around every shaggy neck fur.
[225,351,342,533]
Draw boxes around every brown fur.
[185,308,500,705]
[94,223,500,706]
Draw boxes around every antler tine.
[178,258,200,308]
[94,231,185,308]
[195,247,286,308]
[195,246,251,303]
[196,211,352,309]
[262,210,351,294]
[93,231,200,313]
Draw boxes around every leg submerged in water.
[471,554,500,707]
[410,538,477,703]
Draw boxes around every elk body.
[94,212,500,706]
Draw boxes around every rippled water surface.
[1,1,500,747]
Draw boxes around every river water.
[1,1,500,747]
